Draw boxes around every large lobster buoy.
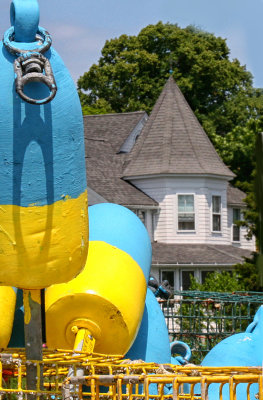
[126,288,171,363]
[0,0,88,289]
[45,203,151,355]
[199,306,263,400]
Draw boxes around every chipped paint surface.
[23,289,41,325]
[23,290,31,325]
[240,336,252,342]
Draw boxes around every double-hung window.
[178,194,195,230]
[212,196,221,232]
[232,208,241,242]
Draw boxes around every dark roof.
[86,156,158,206]
[123,76,234,179]
[84,112,158,206]
[83,111,147,154]
[227,184,246,206]
[152,243,252,266]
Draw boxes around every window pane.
[181,271,194,290]
[233,225,240,242]
[178,213,195,230]
[178,220,195,230]
[178,195,195,230]
[213,214,221,231]
[161,271,174,289]
[233,208,240,223]
[138,210,146,225]
[212,196,221,213]
[178,195,194,212]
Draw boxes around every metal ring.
[3,26,52,56]
[14,53,57,105]
[170,340,192,361]
[16,79,57,105]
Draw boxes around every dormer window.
[212,196,221,232]
[178,194,195,230]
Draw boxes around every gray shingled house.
[84,76,255,290]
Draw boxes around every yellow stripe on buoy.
[0,190,88,289]
[45,241,147,355]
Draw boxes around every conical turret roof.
[123,76,234,179]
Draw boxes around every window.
[138,210,146,225]
[178,194,195,230]
[233,208,241,242]
[161,271,174,290]
[181,270,194,290]
[212,196,221,231]
[133,209,146,225]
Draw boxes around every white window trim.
[211,195,222,233]
[177,193,196,232]
[232,208,241,243]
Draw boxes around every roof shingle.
[123,77,234,179]
[84,112,158,206]
[152,243,252,265]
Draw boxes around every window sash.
[181,270,194,290]
[213,214,221,231]
[232,208,241,242]
[212,196,221,231]
[178,195,195,230]
[233,208,240,223]
[178,195,194,213]
[233,225,240,242]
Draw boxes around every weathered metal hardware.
[3,26,52,56]
[14,53,57,105]
[3,26,57,104]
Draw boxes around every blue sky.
[1,0,262,88]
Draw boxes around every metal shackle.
[14,53,57,105]
[3,26,52,57]
[3,0,57,105]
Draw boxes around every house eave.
[127,205,160,210]
[227,202,246,208]
[123,173,234,181]
[151,263,235,267]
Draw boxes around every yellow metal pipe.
[72,326,96,353]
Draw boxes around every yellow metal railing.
[0,350,262,400]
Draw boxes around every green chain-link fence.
[159,291,263,364]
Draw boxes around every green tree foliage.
[235,253,261,291]
[78,22,262,138]
[190,271,245,292]
[189,258,261,292]
[213,117,263,185]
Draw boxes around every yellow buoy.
[45,204,152,355]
